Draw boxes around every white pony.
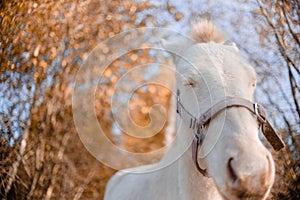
[104,20,282,200]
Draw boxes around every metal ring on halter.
[254,103,266,123]
[196,125,206,145]
[176,90,181,115]
[194,134,200,144]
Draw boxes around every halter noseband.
[176,89,285,177]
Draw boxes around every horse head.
[163,20,277,200]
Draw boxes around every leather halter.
[176,89,285,177]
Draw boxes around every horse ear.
[160,39,181,54]
[160,39,169,49]
[224,41,239,52]
[160,38,195,58]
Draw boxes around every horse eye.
[185,78,197,87]
[252,82,256,87]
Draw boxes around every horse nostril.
[227,157,238,183]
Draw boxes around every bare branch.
[257,0,300,76]
[44,132,70,200]
[288,66,300,118]
[73,171,96,200]
[282,0,300,47]
[4,124,29,196]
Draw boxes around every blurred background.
[0,0,299,199]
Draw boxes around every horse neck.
[160,92,222,199]
[173,122,221,199]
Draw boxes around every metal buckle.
[176,90,181,115]
[195,125,205,145]
[254,103,266,123]
[194,133,200,144]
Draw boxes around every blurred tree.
[0,0,175,199]
[255,0,300,199]
[1,0,299,199]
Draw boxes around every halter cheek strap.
[176,89,285,177]
[192,131,209,176]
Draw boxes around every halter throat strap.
[176,89,285,177]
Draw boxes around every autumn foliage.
[0,0,299,199]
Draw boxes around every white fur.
[104,21,275,200]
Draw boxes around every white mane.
[190,20,225,43]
